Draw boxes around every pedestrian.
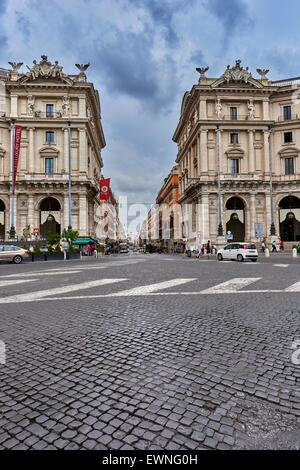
[207,240,211,259]
[272,240,277,252]
[212,244,217,255]
[280,240,284,251]
[87,245,91,256]
[261,241,265,253]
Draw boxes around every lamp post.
[216,124,224,237]
[9,119,16,240]
[67,121,72,230]
[268,125,276,236]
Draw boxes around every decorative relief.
[248,100,254,119]
[222,60,252,83]
[27,95,35,116]
[26,56,65,80]
[62,96,70,116]
[215,99,222,119]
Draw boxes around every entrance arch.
[226,196,245,241]
[0,199,5,240]
[40,197,61,238]
[279,196,300,242]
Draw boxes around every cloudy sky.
[1,0,300,215]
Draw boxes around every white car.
[217,242,258,262]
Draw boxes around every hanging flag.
[100,178,110,200]
[12,125,22,195]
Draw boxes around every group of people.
[185,240,216,258]
[261,239,284,253]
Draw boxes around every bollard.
[64,250,67,261]
[293,248,297,258]
[265,247,270,258]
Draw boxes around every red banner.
[12,125,22,195]
[100,178,110,200]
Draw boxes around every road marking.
[0,279,128,304]
[2,270,81,278]
[200,278,261,294]
[0,279,38,287]
[285,281,300,292]
[273,264,289,268]
[108,278,197,297]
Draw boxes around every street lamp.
[9,118,16,240]
[67,120,72,230]
[268,125,276,236]
[216,124,224,236]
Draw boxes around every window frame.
[285,157,294,175]
[46,104,54,117]
[230,133,239,144]
[230,107,238,120]
[45,157,54,175]
[46,131,55,143]
[283,105,291,121]
[230,158,239,175]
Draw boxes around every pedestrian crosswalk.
[1,275,300,303]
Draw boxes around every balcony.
[209,115,261,121]
[33,111,63,119]
[277,114,299,122]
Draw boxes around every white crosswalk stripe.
[285,281,300,292]
[200,278,261,294]
[0,279,127,304]
[108,279,197,297]
[0,279,38,287]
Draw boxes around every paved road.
[0,253,300,450]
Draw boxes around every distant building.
[173,60,300,246]
[0,55,105,241]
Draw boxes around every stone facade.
[0,56,105,241]
[173,60,300,247]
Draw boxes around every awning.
[72,238,96,244]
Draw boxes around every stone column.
[249,193,256,241]
[200,129,208,174]
[79,128,87,174]
[197,133,201,176]
[28,127,35,173]
[263,99,270,120]
[248,130,255,174]
[63,128,69,172]
[63,193,69,231]
[27,195,35,230]
[199,193,209,242]
[264,130,270,175]
[79,194,88,235]
[79,96,86,118]
[199,99,207,119]
[10,94,18,117]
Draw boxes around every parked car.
[217,243,258,262]
[0,245,29,264]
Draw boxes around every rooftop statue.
[196,66,209,78]
[8,62,23,72]
[222,59,252,83]
[256,68,270,80]
[75,63,90,82]
[25,55,66,80]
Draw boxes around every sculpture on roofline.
[75,63,90,82]
[25,55,66,80]
[8,62,23,72]
[257,68,270,80]
[196,66,209,78]
[222,59,252,83]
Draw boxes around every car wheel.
[237,254,244,262]
[217,253,223,261]
[13,255,23,264]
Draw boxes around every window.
[284,131,293,143]
[285,157,294,175]
[283,106,291,121]
[46,131,54,143]
[45,158,54,175]
[230,159,239,174]
[46,104,54,117]
[230,107,237,120]
[230,133,239,144]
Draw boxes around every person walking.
[207,240,212,259]
[87,245,91,256]
[280,240,284,251]
[261,241,265,253]
[272,240,277,253]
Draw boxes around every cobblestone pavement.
[0,254,300,450]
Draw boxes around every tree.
[46,232,61,246]
[65,229,78,243]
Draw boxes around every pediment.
[278,146,300,156]
[39,146,60,156]
[225,147,245,157]
[211,76,263,89]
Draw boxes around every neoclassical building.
[0,56,105,240]
[173,60,300,247]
